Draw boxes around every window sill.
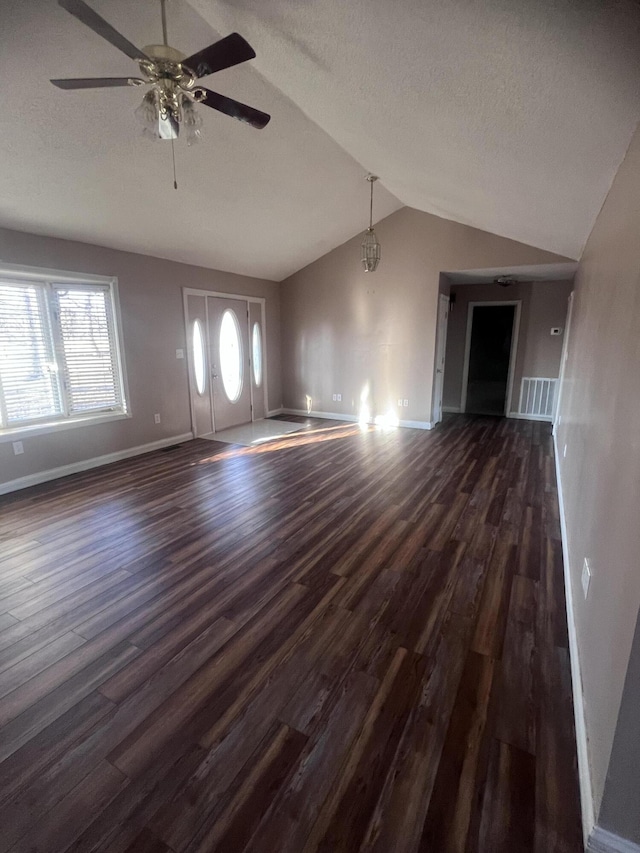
[0,411,131,443]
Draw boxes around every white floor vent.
[518,377,557,420]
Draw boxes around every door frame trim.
[553,290,574,429]
[460,300,522,416]
[431,292,450,424]
[182,288,268,435]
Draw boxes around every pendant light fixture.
[362,174,381,272]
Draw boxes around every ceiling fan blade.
[182,33,256,79]
[51,77,143,89]
[199,88,271,129]
[58,0,149,61]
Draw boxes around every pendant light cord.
[161,0,168,46]
[369,178,374,229]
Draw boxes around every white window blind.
[54,286,123,414]
[0,272,126,431]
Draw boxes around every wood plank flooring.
[0,415,583,852]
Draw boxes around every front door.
[207,296,252,432]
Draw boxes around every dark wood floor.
[0,415,583,853]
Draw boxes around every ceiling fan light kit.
[50,0,271,146]
[132,44,206,144]
[362,174,381,273]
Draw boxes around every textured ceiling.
[0,0,401,280]
[188,0,640,261]
[1,0,640,280]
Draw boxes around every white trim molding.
[282,408,433,430]
[0,433,193,496]
[588,826,640,853]
[442,405,461,413]
[553,430,595,845]
[507,412,554,423]
[267,407,284,417]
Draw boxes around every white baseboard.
[266,408,284,417]
[399,418,433,430]
[438,409,552,422]
[281,408,433,431]
[507,412,554,422]
[282,408,359,424]
[553,431,595,846]
[0,432,194,496]
[588,826,640,853]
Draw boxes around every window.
[252,321,262,387]
[219,308,242,402]
[192,319,206,396]
[0,268,127,434]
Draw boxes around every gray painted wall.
[556,121,640,840]
[280,206,570,426]
[443,279,573,413]
[0,228,281,489]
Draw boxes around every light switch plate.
[337,394,342,402]
[154,413,161,424]
[176,348,184,359]
[551,327,563,336]
[12,441,24,455]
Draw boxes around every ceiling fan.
[494,276,519,287]
[50,0,271,144]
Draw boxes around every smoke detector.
[494,276,517,287]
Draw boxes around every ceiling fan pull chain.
[171,136,178,189]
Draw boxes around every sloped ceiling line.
[1,0,639,279]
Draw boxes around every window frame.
[0,262,130,442]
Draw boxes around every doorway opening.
[461,301,520,416]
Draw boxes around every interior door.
[207,296,251,432]
[249,301,266,420]
[432,293,449,424]
[186,294,214,437]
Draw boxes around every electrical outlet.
[332,394,337,401]
[337,394,342,402]
[403,399,409,408]
[175,348,184,359]
[582,558,591,598]
[154,413,161,424]
[12,441,24,455]
[563,444,567,458]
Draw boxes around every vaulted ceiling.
[1,0,639,280]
